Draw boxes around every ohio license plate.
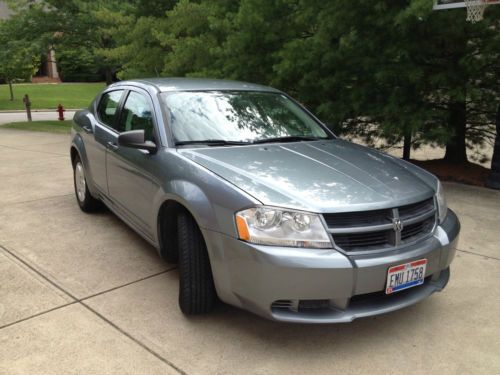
[386,259,427,294]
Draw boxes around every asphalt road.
[0,110,76,125]
[0,128,499,374]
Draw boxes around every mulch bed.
[410,159,490,187]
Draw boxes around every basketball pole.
[486,106,500,189]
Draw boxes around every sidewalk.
[0,111,76,125]
[0,109,80,113]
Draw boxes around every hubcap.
[75,162,86,202]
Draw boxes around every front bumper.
[203,209,460,323]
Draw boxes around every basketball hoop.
[434,0,499,22]
[464,0,488,22]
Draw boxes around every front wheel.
[73,156,101,212]
[178,211,216,314]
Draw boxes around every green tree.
[6,0,498,174]
[0,14,40,100]
[154,0,235,78]
[273,0,499,163]
[11,0,138,85]
[56,46,103,82]
[220,0,298,83]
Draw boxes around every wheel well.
[157,200,194,262]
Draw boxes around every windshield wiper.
[175,139,251,147]
[251,136,327,144]
[175,136,328,146]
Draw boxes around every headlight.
[235,207,332,248]
[436,180,448,223]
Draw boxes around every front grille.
[399,198,434,220]
[333,230,392,250]
[401,216,435,242]
[323,209,391,228]
[323,198,436,252]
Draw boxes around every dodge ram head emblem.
[393,218,404,232]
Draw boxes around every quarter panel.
[71,112,100,196]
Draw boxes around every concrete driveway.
[0,128,499,375]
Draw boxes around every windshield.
[161,91,329,144]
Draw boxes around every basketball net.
[464,0,488,22]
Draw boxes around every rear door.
[106,89,160,237]
[85,90,125,193]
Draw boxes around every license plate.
[386,259,427,294]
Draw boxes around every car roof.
[111,77,281,93]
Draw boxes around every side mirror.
[118,130,157,153]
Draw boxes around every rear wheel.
[73,155,101,212]
[178,211,216,314]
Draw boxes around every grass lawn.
[2,120,72,134]
[0,82,105,111]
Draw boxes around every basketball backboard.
[434,0,500,10]
[434,0,499,22]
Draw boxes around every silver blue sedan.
[70,78,460,323]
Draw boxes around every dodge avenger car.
[70,78,460,323]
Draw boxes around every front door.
[105,90,160,237]
[85,90,125,193]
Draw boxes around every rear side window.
[97,90,124,128]
[119,91,154,141]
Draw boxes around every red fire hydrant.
[57,104,65,121]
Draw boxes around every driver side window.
[119,91,155,141]
[97,90,124,128]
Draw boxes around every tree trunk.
[8,80,14,101]
[403,129,412,161]
[444,100,467,164]
[105,67,113,86]
[486,105,500,189]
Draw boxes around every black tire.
[178,211,216,314]
[158,212,179,263]
[72,155,102,213]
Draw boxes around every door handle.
[82,125,93,134]
[107,141,119,151]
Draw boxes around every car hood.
[178,139,437,213]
